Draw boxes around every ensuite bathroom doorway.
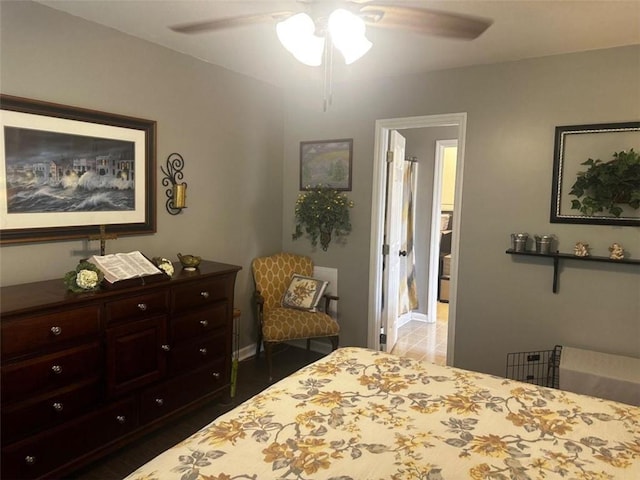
[390,140,457,366]
[368,113,466,367]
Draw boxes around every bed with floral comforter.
[124,347,640,479]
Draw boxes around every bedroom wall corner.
[0,0,286,352]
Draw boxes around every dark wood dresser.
[0,260,241,480]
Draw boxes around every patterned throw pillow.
[282,274,329,312]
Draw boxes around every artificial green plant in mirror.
[293,186,354,251]
[570,149,640,217]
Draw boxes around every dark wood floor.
[70,345,324,480]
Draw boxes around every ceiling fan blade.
[360,4,492,40]
[171,11,294,34]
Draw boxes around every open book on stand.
[87,251,169,288]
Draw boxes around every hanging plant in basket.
[569,149,640,217]
[293,186,354,251]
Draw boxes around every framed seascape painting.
[550,121,640,226]
[300,138,352,191]
[0,95,157,244]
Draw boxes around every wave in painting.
[7,171,135,213]
[4,125,138,215]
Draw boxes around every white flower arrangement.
[64,261,104,292]
[153,257,175,277]
[76,269,99,289]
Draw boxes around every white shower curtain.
[399,160,419,315]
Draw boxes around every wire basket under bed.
[505,345,562,388]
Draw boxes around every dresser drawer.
[1,306,101,359]
[1,341,102,403]
[106,315,168,398]
[2,378,101,443]
[140,360,227,425]
[168,330,227,376]
[171,302,228,344]
[106,290,169,325]
[1,396,137,480]
[171,277,228,312]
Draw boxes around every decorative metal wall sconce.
[161,153,187,215]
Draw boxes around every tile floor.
[391,302,448,365]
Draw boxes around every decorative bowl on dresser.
[0,260,241,480]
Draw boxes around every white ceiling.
[35,1,640,88]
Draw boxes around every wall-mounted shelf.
[506,249,640,293]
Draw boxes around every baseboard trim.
[238,339,332,362]
[238,344,257,362]
[286,338,333,354]
[396,311,432,328]
[412,312,430,323]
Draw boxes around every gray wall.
[0,1,285,349]
[2,2,639,376]
[282,46,640,375]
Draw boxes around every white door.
[382,129,406,352]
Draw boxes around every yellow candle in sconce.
[173,183,187,209]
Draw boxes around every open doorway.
[391,137,457,365]
[367,113,466,367]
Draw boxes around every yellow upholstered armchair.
[252,252,339,380]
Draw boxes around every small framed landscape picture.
[300,138,352,191]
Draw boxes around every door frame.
[367,113,467,366]
[428,139,458,325]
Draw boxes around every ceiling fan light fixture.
[276,13,325,66]
[328,8,372,64]
[335,34,372,65]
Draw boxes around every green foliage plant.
[570,149,640,217]
[292,186,354,251]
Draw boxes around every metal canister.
[511,233,529,252]
[535,235,554,254]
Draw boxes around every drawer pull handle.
[52,402,64,412]
[137,303,147,311]
[200,291,210,299]
[200,320,209,327]
[155,398,164,406]
[116,415,126,424]
[199,348,208,355]
[25,456,36,465]
[50,326,62,336]
[212,372,221,380]
[51,365,63,374]
[161,344,171,352]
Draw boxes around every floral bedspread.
[124,347,640,480]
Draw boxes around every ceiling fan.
[170,1,492,109]
[170,1,492,43]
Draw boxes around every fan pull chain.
[322,39,334,112]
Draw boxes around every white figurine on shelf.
[608,242,625,260]
[574,242,590,257]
